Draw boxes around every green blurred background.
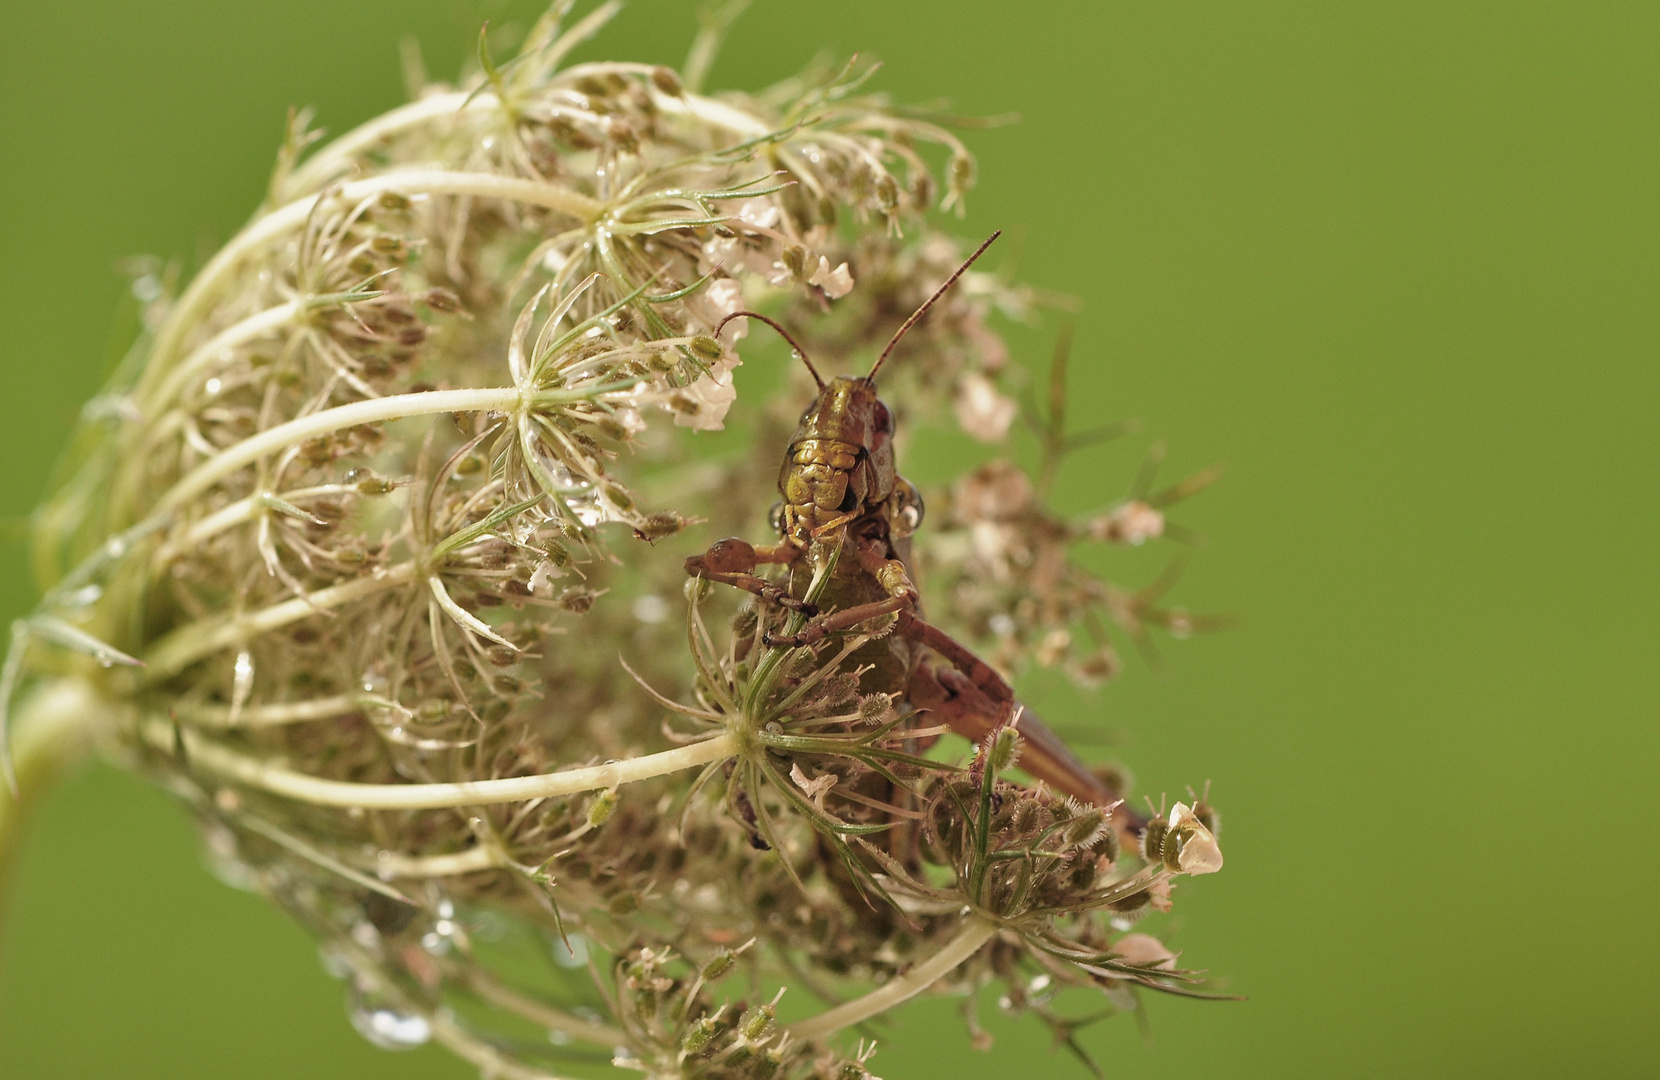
[1,1,1655,1077]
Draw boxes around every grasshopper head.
[792,376,893,455]
[719,232,1001,548]
[778,375,898,526]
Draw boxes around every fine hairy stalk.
[6,5,1231,1078]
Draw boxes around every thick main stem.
[0,679,103,920]
[784,914,999,1042]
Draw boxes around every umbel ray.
[686,231,1144,846]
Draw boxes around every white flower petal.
[672,356,743,431]
[808,256,854,299]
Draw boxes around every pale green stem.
[143,561,420,679]
[141,172,603,398]
[142,298,300,417]
[151,483,358,568]
[0,679,104,917]
[784,914,999,1043]
[369,845,502,878]
[336,933,589,1080]
[282,92,496,196]
[175,693,375,729]
[150,495,280,570]
[428,1009,582,1080]
[152,386,522,517]
[464,969,628,1048]
[136,719,737,810]
[284,77,769,196]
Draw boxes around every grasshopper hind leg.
[898,611,1145,840]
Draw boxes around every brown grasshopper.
[686,233,1140,842]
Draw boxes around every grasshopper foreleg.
[684,537,816,613]
[761,535,919,648]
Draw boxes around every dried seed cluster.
[9,6,1226,1078]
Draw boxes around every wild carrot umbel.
[3,5,1228,1077]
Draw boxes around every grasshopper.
[686,233,1140,842]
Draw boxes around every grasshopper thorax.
[776,376,899,551]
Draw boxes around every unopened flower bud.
[738,1002,775,1040]
[680,1015,720,1055]
[585,788,618,828]
[650,65,683,96]
[701,949,737,982]
[988,726,1022,775]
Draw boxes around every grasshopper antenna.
[865,229,1002,385]
[715,310,825,390]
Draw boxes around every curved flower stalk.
[2,5,1228,1078]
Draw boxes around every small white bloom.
[672,355,743,431]
[955,461,1033,522]
[690,278,748,342]
[701,233,774,279]
[705,278,746,321]
[735,197,780,230]
[1089,501,1165,545]
[789,762,837,808]
[1147,876,1175,912]
[1168,801,1225,875]
[969,521,1017,572]
[954,372,1018,442]
[807,256,854,299]
[1035,628,1071,667]
[528,561,558,596]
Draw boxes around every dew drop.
[346,984,432,1050]
[318,946,352,980]
[545,464,576,490]
[232,650,255,701]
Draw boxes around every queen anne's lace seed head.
[8,7,1228,1077]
